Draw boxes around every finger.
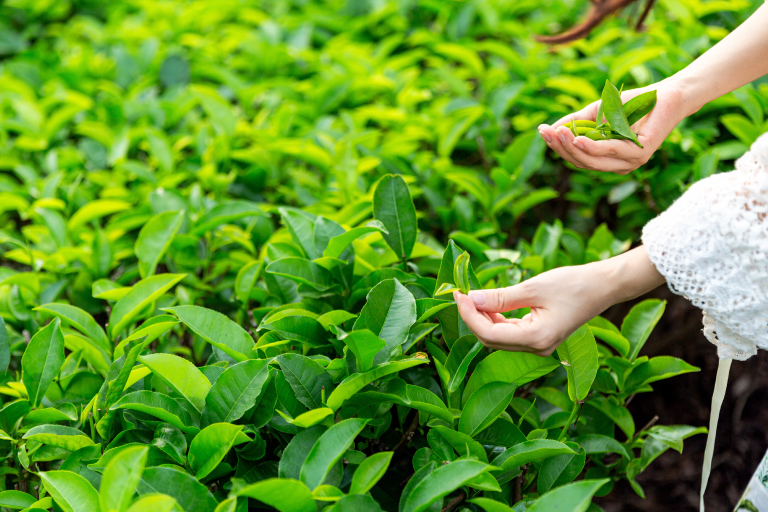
[539,126,588,169]
[467,284,533,313]
[571,136,645,160]
[455,293,497,339]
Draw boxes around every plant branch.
[393,411,420,455]
[535,0,642,45]
[632,414,660,441]
[442,491,466,512]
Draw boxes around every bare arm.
[537,3,768,174]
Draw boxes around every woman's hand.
[454,247,666,355]
[537,81,688,175]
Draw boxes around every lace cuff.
[642,133,768,361]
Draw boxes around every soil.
[596,285,768,512]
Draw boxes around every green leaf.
[647,424,708,453]
[463,351,559,406]
[431,425,488,462]
[453,251,470,294]
[327,495,384,512]
[468,497,515,512]
[277,353,334,410]
[279,407,334,428]
[600,80,639,145]
[623,90,657,125]
[326,355,429,411]
[265,257,334,291]
[459,382,516,437]
[34,303,110,354]
[402,460,490,512]
[68,200,132,231]
[235,260,263,304]
[350,451,393,495]
[22,318,65,407]
[138,353,212,413]
[23,425,96,452]
[622,299,665,361]
[111,391,199,434]
[135,210,184,278]
[556,325,598,402]
[259,312,329,348]
[624,356,699,391]
[136,467,218,512]
[491,440,575,471]
[537,443,586,493]
[188,423,250,479]
[108,274,185,337]
[278,207,319,259]
[338,330,386,372]
[525,479,610,512]
[588,322,629,358]
[125,495,178,512]
[0,490,37,510]
[373,175,417,262]
[40,471,100,512]
[352,278,417,364]
[300,418,369,490]
[233,478,315,512]
[445,334,483,393]
[572,434,631,460]
[201,359,271,427]
[279,425,326,480]
[584,396,635,439]
[323,221,389,259]
[164,305,253,362]
[99,445,148,512]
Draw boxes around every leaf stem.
[557,400,583,442]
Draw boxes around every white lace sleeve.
[642,133,768,361]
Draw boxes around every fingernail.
[574,140,585,150]
[469,290,486,305]
[539,130,552,144]
[557,131,567,144]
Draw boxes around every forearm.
[668,3,768,116]
[600,246,666,306]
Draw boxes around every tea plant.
[0,0,761,509]
[0,175,704,511]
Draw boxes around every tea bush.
[0,0,765,510]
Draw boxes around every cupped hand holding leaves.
[538,80,688,174]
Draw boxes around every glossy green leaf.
[68,200,132,231]
[556,325,598,402]
[235,260,264,304]
[525,479,610,512]
[328,495,385,512]
[453,251,470,294]
[135,210,184,278]
[34,303,110,354]
[138,353,212,413]
[624,90,657,125]
[463,351,559,405]
[459,382,516,437]
[491,440,575,471]
[188,423,250,479]
[277,353,334,410]
[111,391,199,433]
[300,418,368,489]
[108,274,185,337]
[621,299,666,361]
[164,305,253,362]
[445,334,483,393]
[0,318,9,374]
[137,467,218,512]
[624,356,699,391]
[125,495,178,512]
[39,471,100,512]
[201,359,271,427]
[571,434,631,460]
[23,425,96,451]
[373,175,417,262]
[349,451,393,495]
[537,443,586,493]
[402,460,490,512]
[234,478,315,512]
[600,80,639,145]
[468,497,515,512]
[338,329,386,372]
[193,201,265,235]
[22,318,65,407]
[99,445,148,512]
[266,257,334,291]
[326,355,429,411]
[323,221,389,259]
[0,490,36,510]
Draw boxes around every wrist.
[660,75,704,119]
[602,247,666,305]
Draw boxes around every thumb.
[468,285,533,313]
